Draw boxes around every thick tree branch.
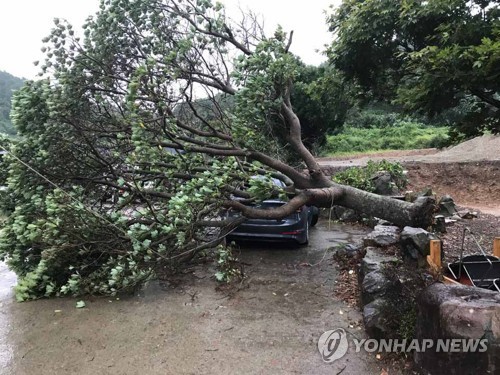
[471,89,500,109]
[223,187,343,219]
[280,97,331,186]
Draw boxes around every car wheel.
[310,206,319,227]
[299,220,309,245]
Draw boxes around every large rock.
[438,195,457,217]
[360,248,400,305]
[330,243,363,258]
[400,226,440,266]
[361,270,397,305]
[360,247,399,279]
[340,208,362,223]
[363,225,401,247]
[414,283,500,375]
[363,298,391,339]
[321,206,362,223]
[371,171,398,195]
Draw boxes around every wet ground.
[0,221,387,375]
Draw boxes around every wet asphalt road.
[0,221,386,375]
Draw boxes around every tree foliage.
[0,0,433,300]
[328,0,500,137]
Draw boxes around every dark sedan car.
[226,200,319,245]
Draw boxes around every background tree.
[291,64,355,151]
[0,0,433,300]
[328,0,500,137]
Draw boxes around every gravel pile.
[317,134,500,167]
[434,134,500,162]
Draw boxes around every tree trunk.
[304,182,435,228]
[335,184,435,228]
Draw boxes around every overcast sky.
[0,0,339,79]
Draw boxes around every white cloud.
[0,0,339,79]
[221,0,338,66]
[0,0,100,79]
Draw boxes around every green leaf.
[76,300,86,308]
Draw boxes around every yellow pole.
[430,240,442,269]
[427,239,442,273]
[494,238,500,258]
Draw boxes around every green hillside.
[0,71,24,135]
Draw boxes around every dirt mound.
[435,134,500,162]
[405,161,500,216]
[403,135,500,215]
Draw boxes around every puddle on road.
[233,220,369,265]
[0,262,17,372]
[315,221,368,246]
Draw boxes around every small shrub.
[379,263,432,341]
[333,160,407,192]
[215,244,242,283]
[398,307,417,341]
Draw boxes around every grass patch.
[322,122,449,156]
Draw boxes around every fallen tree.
[0,0,433,299]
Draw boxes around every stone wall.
[356,224,499,374]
